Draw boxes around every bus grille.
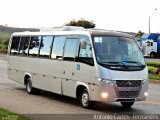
[116,80,141,87]
[118,91,139,98]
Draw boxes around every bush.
[148,66,157,74]
[147,62,160,79]
[65,19,96,28]
[147,62,160,68]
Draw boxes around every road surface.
[0,55,160,120]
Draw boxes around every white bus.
[7,27,148,108]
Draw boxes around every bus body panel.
[8,56,63,94]
[62,61,77,97]
[7,29,148,105]
[74,62,96,100]
[98,65,147,80]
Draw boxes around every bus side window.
[29,36,41,57]
[77,36,94,66]
[51,36,65,59]
[10,37,21,55]
[63,37,79,61]
[19,37,30,56]
[39,36,53,58]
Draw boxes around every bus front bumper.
[90,80,148,102]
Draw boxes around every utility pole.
[149,8,157,33]
[149,16,150,33]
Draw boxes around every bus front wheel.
[80,89,94,109]
[121,101,134,108]
[26,78,41,94]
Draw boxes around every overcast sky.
[0,0,160,33]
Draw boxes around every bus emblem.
[126,82,133,87]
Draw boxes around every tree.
[135,30,144,37]
[65,19,96,29]
[135,30,144,41]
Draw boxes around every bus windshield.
[93,36,146,69]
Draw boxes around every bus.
[7,26,148,108]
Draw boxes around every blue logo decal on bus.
[122,61,128,65]
[77,64,80,70]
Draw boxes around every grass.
[0,32,10,54]
[149,73,160,80]
[0,108,31,120]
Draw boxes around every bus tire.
[150,52,156,58]
[121,101,134,108]
[26,78,41,94]
[80,89,94,109]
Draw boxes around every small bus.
[7,26,148,108]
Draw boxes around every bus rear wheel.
[80,89,94,109]
[121,101,134,108]
[26,78,41,94]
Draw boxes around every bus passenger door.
[62,37,79,97]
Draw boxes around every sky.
[0,0,160,33]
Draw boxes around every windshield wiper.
[122,61,145,68]
[101,61,128,69]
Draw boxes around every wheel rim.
[81,92,89,106]
[27,81,32,92]
[151,54,155,58]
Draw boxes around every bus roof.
[11,27,133,38]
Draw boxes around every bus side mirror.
[80,41,86,49]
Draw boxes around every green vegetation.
[0,25,39,54]
[0,32,10,54]
[0,108,31,120]
[148,66,157,74]
[147,62,160,68]
[135,30,144,41]
[149,73,160,80]
[65,19,96,28]
[147,62,160,80]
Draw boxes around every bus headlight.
[142,79,148,85]
[144,92,148,97]
[98,78,112,84]
[101,92,108,99]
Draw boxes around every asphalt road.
[0,55,160,120]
